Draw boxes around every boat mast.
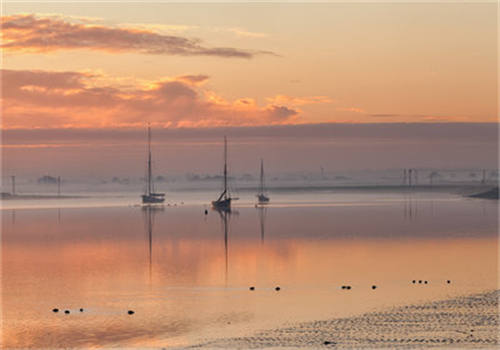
[260,159,264,195]
[11,175,15,196]
[223,136,228,200]
[147,125,152,195]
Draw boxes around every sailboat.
[256,158,270,204]
[142,126,165,204]
[212,136,236,211]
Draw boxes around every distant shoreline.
[0,184,498,200]
[173,183,498,194]
[193,290,499,349]
[1,184,498,200]
[1,193,86,200]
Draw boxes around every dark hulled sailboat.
[142,126,165,204]
[212,136,235,211]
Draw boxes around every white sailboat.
[212,136,236,211]
[256,158,270,204]
[142,126,165,204]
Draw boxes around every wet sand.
[193,290,499,349]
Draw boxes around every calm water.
[1,190,498,348]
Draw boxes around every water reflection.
[213,207,239,286]
[142,205,164,285]
[216,208,229,285]
[403,196,416,220]
[1,195,498,349]
[257,206,267,244]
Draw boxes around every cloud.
[336,106,366,113]
[368,113,476,122]
[0,14,276,58]
[263,105,298,121]
[220,27,268,38]
[4,123,497,149]
[266,95,333,106]
[175,74,210,85]
[229,27,267,38]
[119,23,198,34]
[1,69,306,128]
[369,114,398,118]
[1,69,90,91]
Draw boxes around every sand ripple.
[193,290,499,349]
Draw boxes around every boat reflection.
[257,206,267,244]
[213,207,239,285]
[403,196,417,220]
[142,205,164,285]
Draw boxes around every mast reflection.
[142,205,164,285]
[214,207,238,286]
[257,206,267,244]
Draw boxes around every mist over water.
[2,168,498,200]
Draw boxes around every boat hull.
[212,198,231,210]
[142,194,165,204]
[257,194,270,203]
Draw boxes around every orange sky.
[1,2,497,129]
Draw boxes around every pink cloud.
[336,106,366,114]
[266,94,333,106]
[175,74,210,85]
[1,69,302,128]
[1,14,276,58]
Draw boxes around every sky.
[0,2,498,179]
